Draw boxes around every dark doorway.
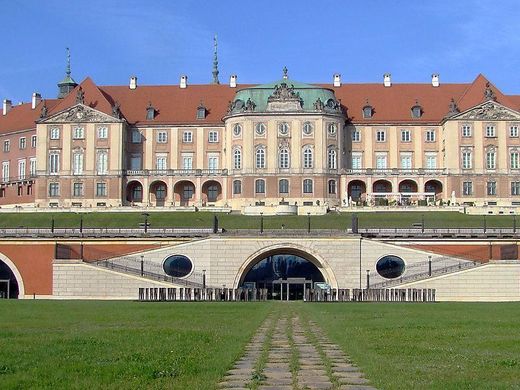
[0,260,19,299]
[241,253,325,300]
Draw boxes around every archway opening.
[373,179,392,193]
[425,180,443,195]
[240,250,326,300]
[126,181,143,203]
[202,180,222,205]
[348,180,366,203]
[150,181,167,207]
[0,260,19,299]
[174,180,196,206]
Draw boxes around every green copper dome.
[228,78,341,114]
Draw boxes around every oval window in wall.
[163,255,193,278]
[376,255,405,279]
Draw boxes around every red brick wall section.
[0,243,55,295]
[405,244,520,262]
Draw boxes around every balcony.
[124,169,228,177]
[343,168,448,176]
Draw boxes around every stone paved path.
[219,311,377,390]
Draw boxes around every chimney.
[431,74,440,87]
[180,75,188,89]
[333,74,341,87]
[129,76,137,90]
[229,74,237,88]
[31,93,42,109]
[2,99,12,115]
[383,73,392,87]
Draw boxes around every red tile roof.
[1,74,519,135]
[0,99,59,135]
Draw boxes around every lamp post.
[428,255,432,277]
[142,212,150,234]
[51,216,55,234]
[140,255,144,277]
[366,269,370,289]
[260,212,264,234]
[421,213,425,233]
[483,214,487,233]
[514,214,517,234]
[307,212,311,233]
[79,214,83,234]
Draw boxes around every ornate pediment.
[39,104,123,124]
[266,82,303,112]
[454,101,520,121]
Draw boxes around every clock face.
[255,123,266,136]
[278,122,289,136]
[233,123,242,136]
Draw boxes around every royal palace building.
[2,56,520,214]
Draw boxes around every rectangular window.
[182,156,193,170]
[375,154,387,169]
[73,182,83,197]
[50,127,60,140]
[425,130,436,142]
[29,158,36,177]
[73,152,84,175]
[31,135,37,148]
[351,154,362,170]
[512,182,520,196]
[157,131,167,143]
[462,151,472,169]
[129,154,142,170]
[97,126,108,139]
[487,181,496,196]
[400,154,412,169]
[486,151,496,170]
[486,125,496,137]
[255,179,265,194]
[1,161,9,182]
[462,181,473,196]
[18,160,25,180]
[49,183,60,197]
[156,155,167,171]
[208,156,219,171]
[401,130,411,142]
[3,140,10,152]
[461,125,472,138]
[49,153,59,174]
[131,129,141,143]
[233,180,242,195]
[510,125,519,138]
[97,151,108,175]
[426,154,437,170]
[303,179,313,194]
[96,182,107,197]
[376,130,386,142]
[19,137,26,150]
[208,130,218,143]
[352,130,361,142]
[73,126,85,139]
[511,151,519,169]
[183,131,193,143]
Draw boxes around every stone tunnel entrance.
[239,250,327,300]
[0,259,19,299]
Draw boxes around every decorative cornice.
[39,104,123,124]
[454,101,520,121]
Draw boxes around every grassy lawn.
[300,302,520,390]
[0,301,272,389]
[0,211,516,230]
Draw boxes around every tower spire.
[57,47,77,99]
[212,35,220,84]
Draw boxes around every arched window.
[303,146,313,169]
[233,180,242,195]
[256,147,266,169]
[328,180,336,194]
[279,148,290,169]
[233,148,241,169]
[279,179,289,194]
[255,179,265,194]
[72,150,84,175]
[303,179,313,194]
[328,148,337,169]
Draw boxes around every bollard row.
[138,287,269,302]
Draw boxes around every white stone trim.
[0,252,25,298]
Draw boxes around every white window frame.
[462,151,472,169]
[1,161,9,182]
[50,127,60,140]
[255,179,265,194]
[352,129,361,142]
[401,130,411,142]
[425,153,437,170]
[49,153,60,174]
[156,155,167,171]
[512,181,520,196]
[486,150,496,170]
[3,140,10,152]
[485,125,496,138]
[182,155,193,170]
[29,158,36,177]
[303,178,313,194]
[208,155,219,171]
[97,150,108,175]
[303,146,313,169]
[72,151,84,175]
[49,183,60,197]
[376,130,386,142]
[510,125,519,138]
[487,181,497,196]
[19,137,26,150]
[73,126,85,140]
[233,148,241,169]
[511,151,520,169]
[256,147,266,169]
[425,130,436,142]
[18,159,26,180]
[328,148,337,169]
[182,131,193,143]
[462,181,473,196]
[97,126,108,139]
[157,131,168,143]
[96,182,107,197]
[351,153,362,170]
[375,153,387,169]
[73,182,84,197]
[208,130,219,143]
[31,135,37,148]
[400,153,412,169]
[461,124,472,138]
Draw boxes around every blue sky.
[1,0,520,103]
